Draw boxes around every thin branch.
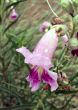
[46,0,59,18]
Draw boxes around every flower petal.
[16,47,53,68]
[47,70,58,81]
[50,80,58,91]
[25,53,53,68]
[42,70,58,91]
[31,83,40,92]
[16,46,31,58]
[34,29,58,60]
[26,67,40,92]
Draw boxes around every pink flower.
[16,29,58,92]
[9,9,18,21]
[39,21,51,32]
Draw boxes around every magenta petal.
[26,67,40,92]
[42,70,58,91]
[47,70,58,81]
[50,80,58,91]
[11,15,17,19]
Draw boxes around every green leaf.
[0,85,22,105]
[4,18,19,33]
[70,71,78,81]
[5,0,27,10]
[60,0,73,14]
[73,14,78,25]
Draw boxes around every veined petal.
[26,67,40,92]
[47,70,58,81]
[50,80,58,91]
[42,70,58,91]
[31,83,40,92]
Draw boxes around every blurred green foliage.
[0,0,78,110]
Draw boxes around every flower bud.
[39,21,52,32]
[9,9,18,21]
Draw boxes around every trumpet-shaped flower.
[16,29,58,92]
[9,9,18,20]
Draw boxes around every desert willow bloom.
[9,8,18,20]
[6,0,18,20]
[16,28,58,92]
